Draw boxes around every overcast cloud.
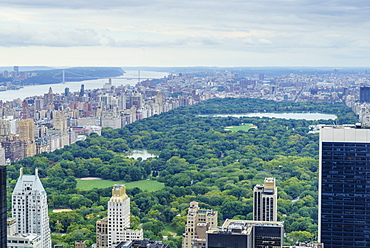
[0,0,369,67]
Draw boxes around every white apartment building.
[7,218,42,248]
[96,185,143,248]
[108,184,131,245]
[12,168,51,248]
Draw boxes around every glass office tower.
[319,126,370,247]
[360,86,370,103]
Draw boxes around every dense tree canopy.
[7,98,357,247]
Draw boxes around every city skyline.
[0,0,369,67]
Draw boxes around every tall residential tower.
[96,185,143,248]
[182,201,218,248]
[18,118,36,158]
[12,168,51,248]
[253,177,278,222]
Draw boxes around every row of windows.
[8,240,39,244]
[323,142,370,147]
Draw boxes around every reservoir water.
[0,70,168,102]
[199,113,337,120]
[127,149,159,160]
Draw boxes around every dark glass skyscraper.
[80,84,85,96]
[360,86,370,103]
[0,165,6,248]
[319,126,370,248]
[64,87,70,97]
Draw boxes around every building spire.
[19,167,23,177]
[35,168,38,177]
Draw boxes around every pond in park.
[127,149,160,160]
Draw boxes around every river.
[0,70,168,102]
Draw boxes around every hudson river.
[0,70,168,102]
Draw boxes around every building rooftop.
[8,233,41,241]
[221,219,284,230]
[115,239,169,248]
[320,124,370,142]
[13,168,46,195]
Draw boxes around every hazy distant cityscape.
[0,66,369,165]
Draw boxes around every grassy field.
[224,123,257,132]
[163,224,177,236]
[76,179,165,192]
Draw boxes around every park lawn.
[163,224,177,236]
[224,123,257,132]
[76,179,165,192]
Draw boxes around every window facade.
[320,142,370,247]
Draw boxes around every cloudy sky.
[0,0,369,67]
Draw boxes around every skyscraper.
[13,66,19,77]
[64,87,70,97]
[18,119,36,158]
[20,100,31,119]
[182,201,218,248]
[360,86,370,103]
[253,177,277,222]
[96,185,143,248]
[319,125,370,247]
[52,111,70,148]
[109,184,130,242]
[155,91,163,105]
[44,87,54,107]
[12,168,51,248]
[126,91,143,109]
[259,73,265,81]
[118,94,126,111]
[0,165,6,248]
[80,84,85,96]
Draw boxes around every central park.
[6,97,357,247]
